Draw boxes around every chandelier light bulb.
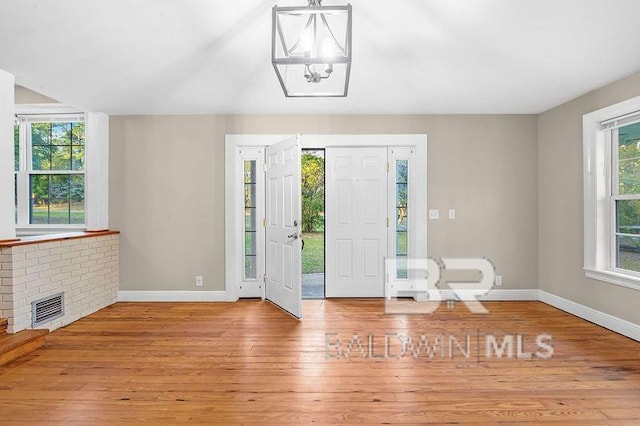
[322,38,336,60]
[301,29,314,56]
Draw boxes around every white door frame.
[225,134,428,300]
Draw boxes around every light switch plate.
[429,209,439,220]
[448,209,456,219]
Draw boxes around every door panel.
[265,136,302,318]
[326,147,388,297]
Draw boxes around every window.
[14,115,86,227]
[387,147,415,283]
[234,146,265,298]
[584,95,640,289]
[395,159,408,278]
[611,122,640,273]
[244,160,257,279]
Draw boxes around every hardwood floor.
[0,300,639,424]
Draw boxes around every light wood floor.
[0,300,639,425]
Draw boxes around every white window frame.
[14,113,86,230]
[387,147,416,283]
[235,147,266,298]
[13,105,109,235]
[583,94,640,290]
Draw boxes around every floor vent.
[32,293,64,328]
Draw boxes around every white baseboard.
[539,290,640,342]
[479,289,539,300]
[118,291,236,302]
[437,289,539,301]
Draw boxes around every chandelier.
[272,0,352,97]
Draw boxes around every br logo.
[385,258,496,314]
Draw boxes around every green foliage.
[302,233,324,274]
[14,125,19,171]
[17,122,86,225]
[301,152,325,233]
[617,123,640,235]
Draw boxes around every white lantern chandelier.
[272,0,352,97]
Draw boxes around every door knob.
[288,233,299,239]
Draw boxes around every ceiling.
[1,0,640,115]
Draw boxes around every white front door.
[325,147,388,297]
[265,136,302,318]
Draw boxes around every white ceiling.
[1,0,640,114]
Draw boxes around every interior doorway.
[301,149,325,299]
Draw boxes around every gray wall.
[539,72,640,324]
[14,85,59,104]
[110,115,539,292]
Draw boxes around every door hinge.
[263,274,267,283]
[387,218,390,228]
[264,162,267,171]
[262,218,266,227]
[386,162,390,173]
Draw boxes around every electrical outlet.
[195,276,203,287]
[429,209,440,220]
[495,275,502,286]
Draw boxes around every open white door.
[265,136,302,318]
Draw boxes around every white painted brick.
[61,263,81,274]
[11,283,26,294]
[37,241,61,251]
[60,250,81,260]
[66,238,86,247]
[50,246,71,255]
[11,245,37,255]
[0,270,12,278]
[13,258,38,269]
[74,255,90,264]
[26,287,40,298]
[89,253,107,262]
[71,268,89,277]
[38,254,61,265]
[37,283,59,294]
[13,273,40,286]
[26,249,51,260]
[50,271,72,283]
[0,235,119,333]
[80,248,97,257]
[27,279,48,290]
[38,269,55,279]
[52,258,72,268]
[96,245,112,254]
[0,254,13,262]
[25,263,50,275]
[88,240,106,248]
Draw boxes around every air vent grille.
[32,293,64,328]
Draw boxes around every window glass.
[396,160,408,278]
[614,122,640,272]
[16,119,86,226]
[244,160,257,279]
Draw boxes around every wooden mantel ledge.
[0,230,120,248]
